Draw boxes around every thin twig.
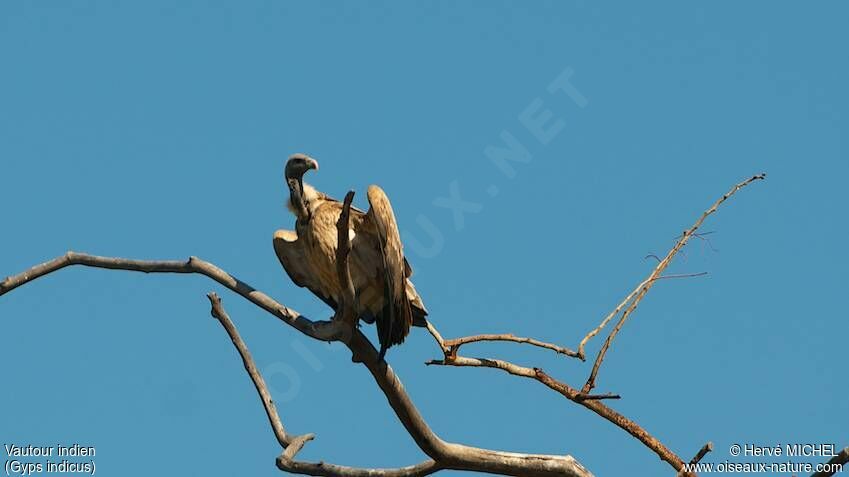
[656,272,709,280]
[576,271,706,362]
[689,442,713,465]
[443,333,581,359]
[577,277,652,360]
[424,319,449,354]
[581,173,765,393]
[691,231,719,253]
[676,442,713,476]
[577,271,706,361]
[574,392,621,401]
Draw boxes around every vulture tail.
[367,185,413,360]
[376,292,413,360]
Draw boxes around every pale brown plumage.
[273,154,428,358]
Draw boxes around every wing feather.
[273,229,338,310]
[365,185,413,355]
[274,183,427,358]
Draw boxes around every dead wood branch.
[443,333,580,360]
[1,174,768,477]
[576,271,706,362]
[688,442,713,466]
[573,392,620,401]
[207,291,312,450]
[208,291,439,476]
[424,174,767,477]
[580,173,766,393]
[278,459,442,477]
[676,442,713,477]
[0,253,344,341]
[425,354,688,474]
[0,252,591,477]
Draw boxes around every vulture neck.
[288,181,322,222]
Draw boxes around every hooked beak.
[308,158,319,171]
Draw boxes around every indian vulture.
[273,153,428,358]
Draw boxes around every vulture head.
[285,153,320,181]
[285,153,320,221]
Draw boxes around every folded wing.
[361,185,413,357]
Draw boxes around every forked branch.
[425,174,767,477]
[1,174,768,477]
[425,351,688,474]
[208,291,439,476]
[1,242,590,474]
[580,173,766,393]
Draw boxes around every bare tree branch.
[426,355,688,475]
[573,392,620,401]
[688,442,713,466]
[0,253,344,342]
[278,458,442,477]
[575,271,705,362]
[421,174,769,477]
[676,442,713,477]
[207,291,313,450]
[812,446,849,477]
[581,173,766,393]
[208,291,441,476]
[577,276,651,360]
[0,253,592,477]
[1,174,768,477]
[425,320,449,354]
[443,334,581,360]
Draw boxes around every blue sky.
[1,2,846,476]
